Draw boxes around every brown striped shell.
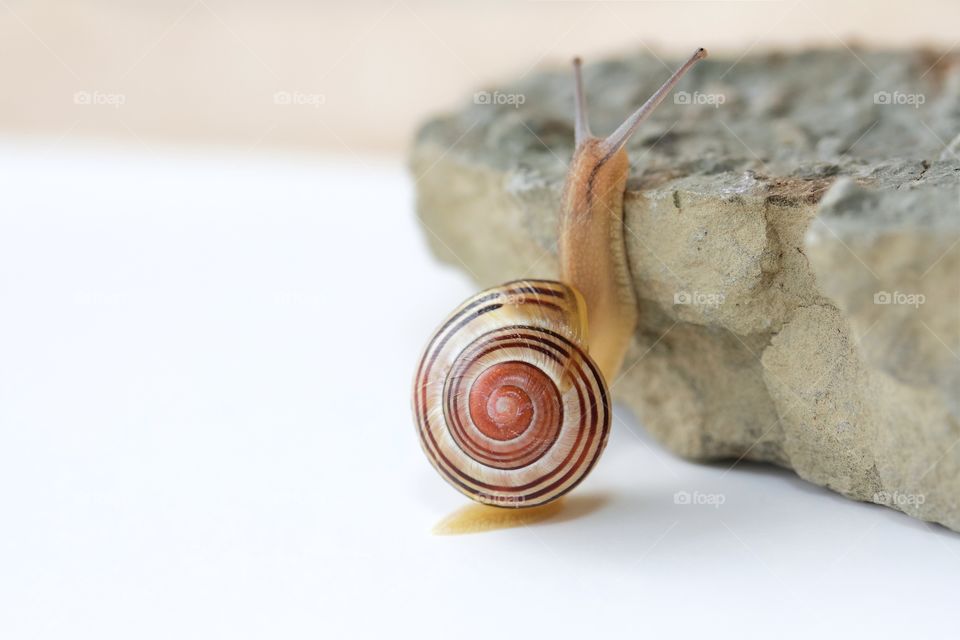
[412,280,611,508]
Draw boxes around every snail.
[414,48,708,508]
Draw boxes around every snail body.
[414,49,707,508]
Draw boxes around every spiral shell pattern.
[413,280,610,508]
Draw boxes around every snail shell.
[413,279,610,508]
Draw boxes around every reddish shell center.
[469,363,545,441]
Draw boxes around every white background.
[1,140,957,639]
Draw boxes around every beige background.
[2,0,959,153]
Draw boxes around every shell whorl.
[413,280,611,508]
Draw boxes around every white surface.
[0,140,957,639]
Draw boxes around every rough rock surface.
[410,49,960,531]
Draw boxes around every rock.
[410,48,960,531]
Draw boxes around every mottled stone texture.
[410,49,960,531]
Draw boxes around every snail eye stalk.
[601,47,707,156]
